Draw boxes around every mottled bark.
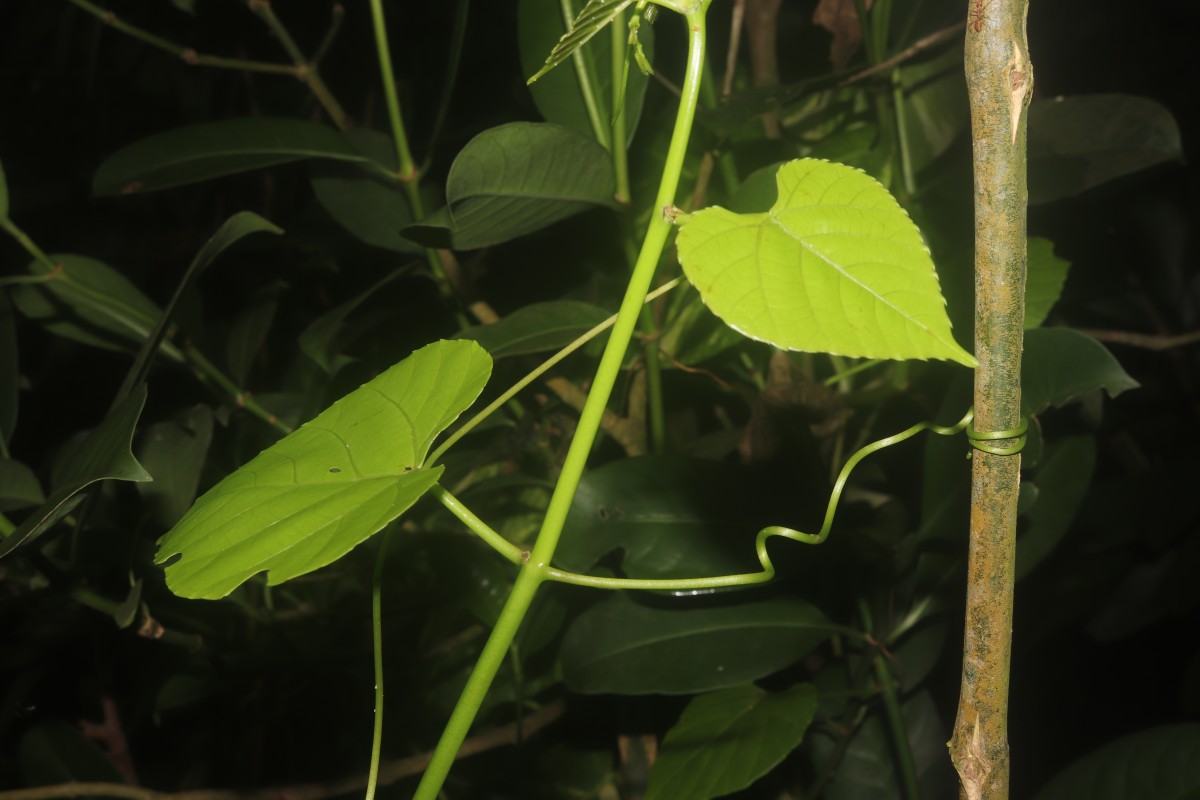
[949,1,1033,798]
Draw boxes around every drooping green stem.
[364,531,392,800]
[411,10,711,798]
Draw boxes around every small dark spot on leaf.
[597,505,608,521]
[403,466,414,471]
[329,467,341,473]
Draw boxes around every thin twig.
[0,701,565,800]
[1077,327,1200,351]
[839,21,964,86]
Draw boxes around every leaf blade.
[154,340,492,599]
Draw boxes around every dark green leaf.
[1023,328,1139,414]
[558,456,773,580]
[299,268,408,374]
[121,211,282,397]
[658,290,746,366]
[225,285,280,386]
[1029,94,1184,204]
[1032,724,1200,800]
[1025,237,1070,329]
[403,122,616,250]
[1016,436,1096,579]
[645,683,817,800]
[561,592,834,695]
[810,689,955,800]
[518,0,653,145]
[0,386,152,558]
[897,46,968,175]
[93,117,370,196]
[136,405,214,529]
[19,722,125,786]
[526,0,639,84]
[309,129,421,254]
[154,340,492,599]
[0,294,17,444]
[11,254,174,357]
[456,300,611,358]
[114,579,143,629]
[0,459,44,510]
[0,156,8,218]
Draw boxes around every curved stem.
[562,0,611,150]
[411,9,711,798]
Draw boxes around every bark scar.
[1006,39,1030,144]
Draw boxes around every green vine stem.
[363,531,392,800]
[435,408,975,595]
[950,0,1033,796]
[411,7,712,798]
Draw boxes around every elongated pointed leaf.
[121,211,281,396]
[0,157,8,218]
[1029,94,1184,204]
[403,123,616,250]
[1033,724,1200,800]
[646,683,817,800]
[526,0,639,84]
[299,269,408,374]
[0,294,17,444]
[561,592,835,694]
[155,340,492,599]
[677,159,976,366]
[11,255,176,357]
[93,118,370,196]
[0,386,152,557]
[456,300,612,358]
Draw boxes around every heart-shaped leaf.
[677,159,975,366]
[155,339,492,599]
[645,683,818,800]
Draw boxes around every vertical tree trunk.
[950,1,1033,798]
